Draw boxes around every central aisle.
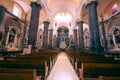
[47,52,79,80]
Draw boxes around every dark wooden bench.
[0,60,48,80]
[0,68,36,80]
[75,55,117,68]
[99,76,120,80]
[20,51,58,69]
[4,55,53,70]
[23,53,58,67]
[0,51,22,57]
[79,63,120,80]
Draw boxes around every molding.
[76,19,83,23]
[85,0,97,5]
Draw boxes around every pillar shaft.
[21,24,27,51]
[28,2,42,52]
[73,29,77,46]
[0,5,6,26]
[42,21,50,49]
[86,1,103,54]
[86,2,95,53]
[77,21,84,50]
[49,29,53,46]
[100,22,108,52]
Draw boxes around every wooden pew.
[79,63,120,80]
[24,53,58,68]
[73,54,116,70]
[19,51,58,69]
[75,55,116,67]
[99,76,120,80]
[0,68,37,80]
[0,51,22,57]
[4,55,52,70]
[4,50,59,70]
[0,60,48,80]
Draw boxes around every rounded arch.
[4,18,21,32]
[107,17,120,32]
[39,5,47,24]
[57,26,69,34]
[52,10,73,19]
[79,3,88,24]
[109,25,120,34]
[47,0,79,7]
[80,3,86,20]
[56,23,69,30]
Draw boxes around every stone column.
[49,29,53,49]
[100,22,108,52]
[0,5,6,26]
[77,21,84,50]
[42,21,50,49]
[28,2,42,52]
[86,1,103,54]
[3,28,11,48]
[73,29,77,49]
[21,24,27,51]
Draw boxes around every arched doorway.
[108,27,120,49]
[56,27,70,48]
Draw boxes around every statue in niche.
[61,30,65,37]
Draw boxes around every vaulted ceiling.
[1,0,118,25]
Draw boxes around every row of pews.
[68,50,120,80]
[0,51,22,57]
[0,49,60,80]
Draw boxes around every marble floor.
[46,52,79,80]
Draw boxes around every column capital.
[85,0,97,4]
[0,5,6,9]
[85,0,98,8]
[76,21,83,24]
[76,19,83,23]
[30,2,42,9]
[43,20,50,24]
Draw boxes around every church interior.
[0,0,120,80]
